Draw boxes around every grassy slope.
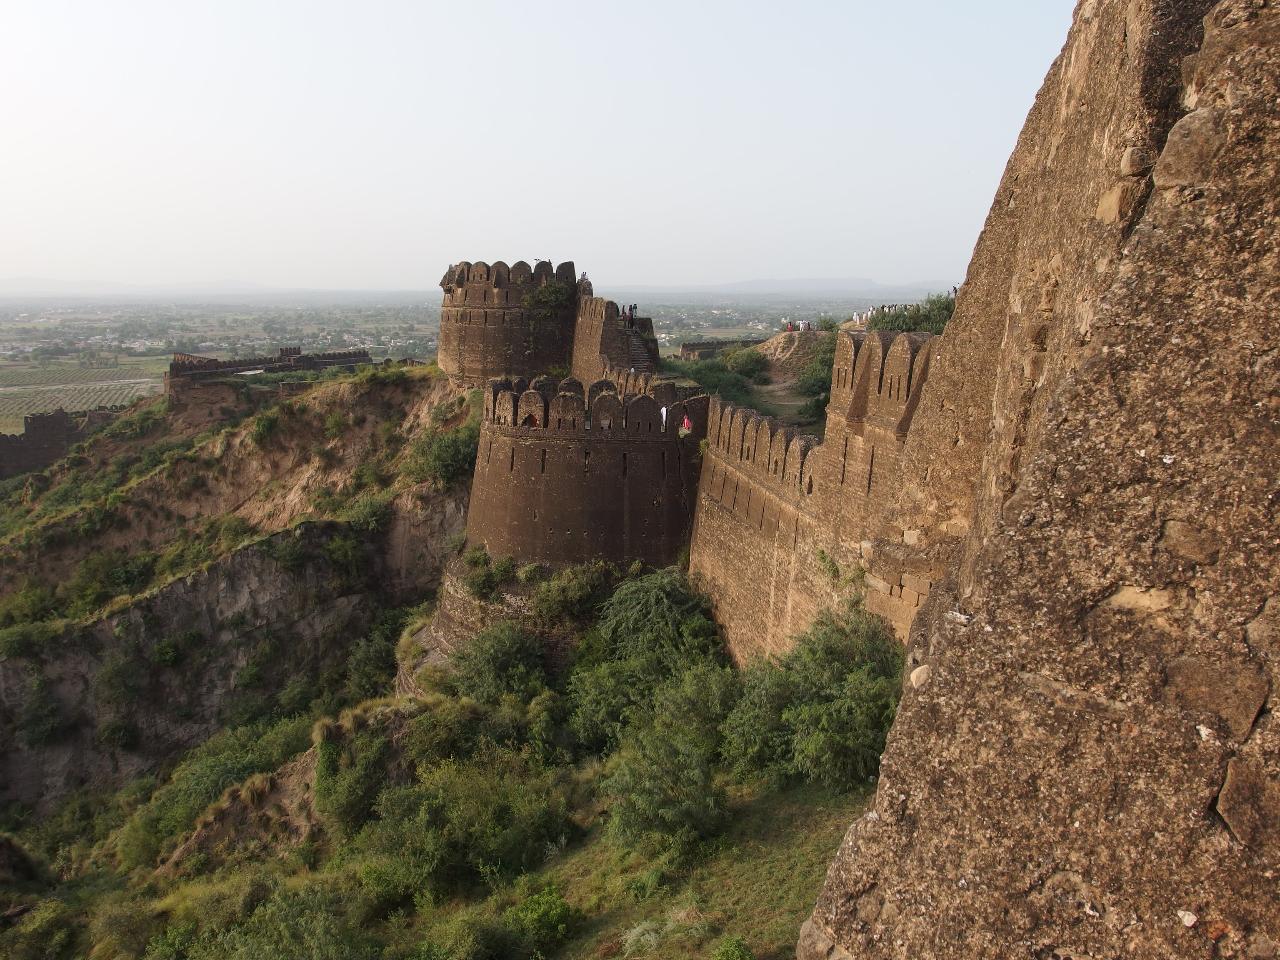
[135,777,862,960]
[549,784,861,960]
[0,365,466,606]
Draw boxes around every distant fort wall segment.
[436,260,660,386]
[0,407,125,480]
[464,376,709,567]
[165,347,371,392]
[688,329,939,659]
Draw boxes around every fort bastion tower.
[437,260,579,384]
[437,259,663,386]
[429,259,711,650]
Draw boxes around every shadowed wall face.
[437,260,579,384]
[465,382,708,567]
[0,409,119,480]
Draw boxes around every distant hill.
[611,276,948,300]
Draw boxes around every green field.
[0,358,167,434]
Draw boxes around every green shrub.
[795,334,837,397]
[450,622,547,705]
[721,605,902,789]
[314,730,391,838]
[340,491,393,533]
[462,552,516,600]
[17,676,69,747]
[216,515,256,551]
[868,292,955,335]
[323,410,348,439]
[61,550,157,618]
[348,746,570,896]
[143,924,199,960]
[402,695,488,767]
[567,569,722,753]
[95,645,146,706]
[88,890,159,959]
[661,357,759,407]
[343,606,413,702]
[250,410,280,446]
[184,884,380,960]
[602,662,738,852]
[724,348,768,383]
[0,619,66,659]
[501,886,582,957]
[266,532,309,571]
[404,423,480,488]
[321,534,365,581]
[515,562,544,584]
[434,915,519,960]
[96,717,140,750]
[0,581,56,628]
[531,561,612,622]
[102,401,168,441]
[0,897,78,960]
[713,934,757,960]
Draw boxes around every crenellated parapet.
[481,376,708,440]
[689,330,939,658]
[704,396,819,499]
[465,376,710,567]
[439,259,578,307]
[826,330,935,443]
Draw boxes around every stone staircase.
[624,327,659,373]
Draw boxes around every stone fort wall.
[0,407,123,481]
[569,293,661,385]
[465,376,709,567]
[688,329,939,659]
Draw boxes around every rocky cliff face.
[800,1,1278,957]
[0,523,377,811]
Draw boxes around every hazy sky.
[2,1,1073,292]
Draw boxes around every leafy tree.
[602,662,738,852]
[724,348,769,383]
[450,622,547,705]
[721,605,903,790]
[567,569,721,753]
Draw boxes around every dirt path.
[751,330,832,427]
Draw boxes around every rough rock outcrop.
[0,523,377,810]
[800,1,1279,957]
